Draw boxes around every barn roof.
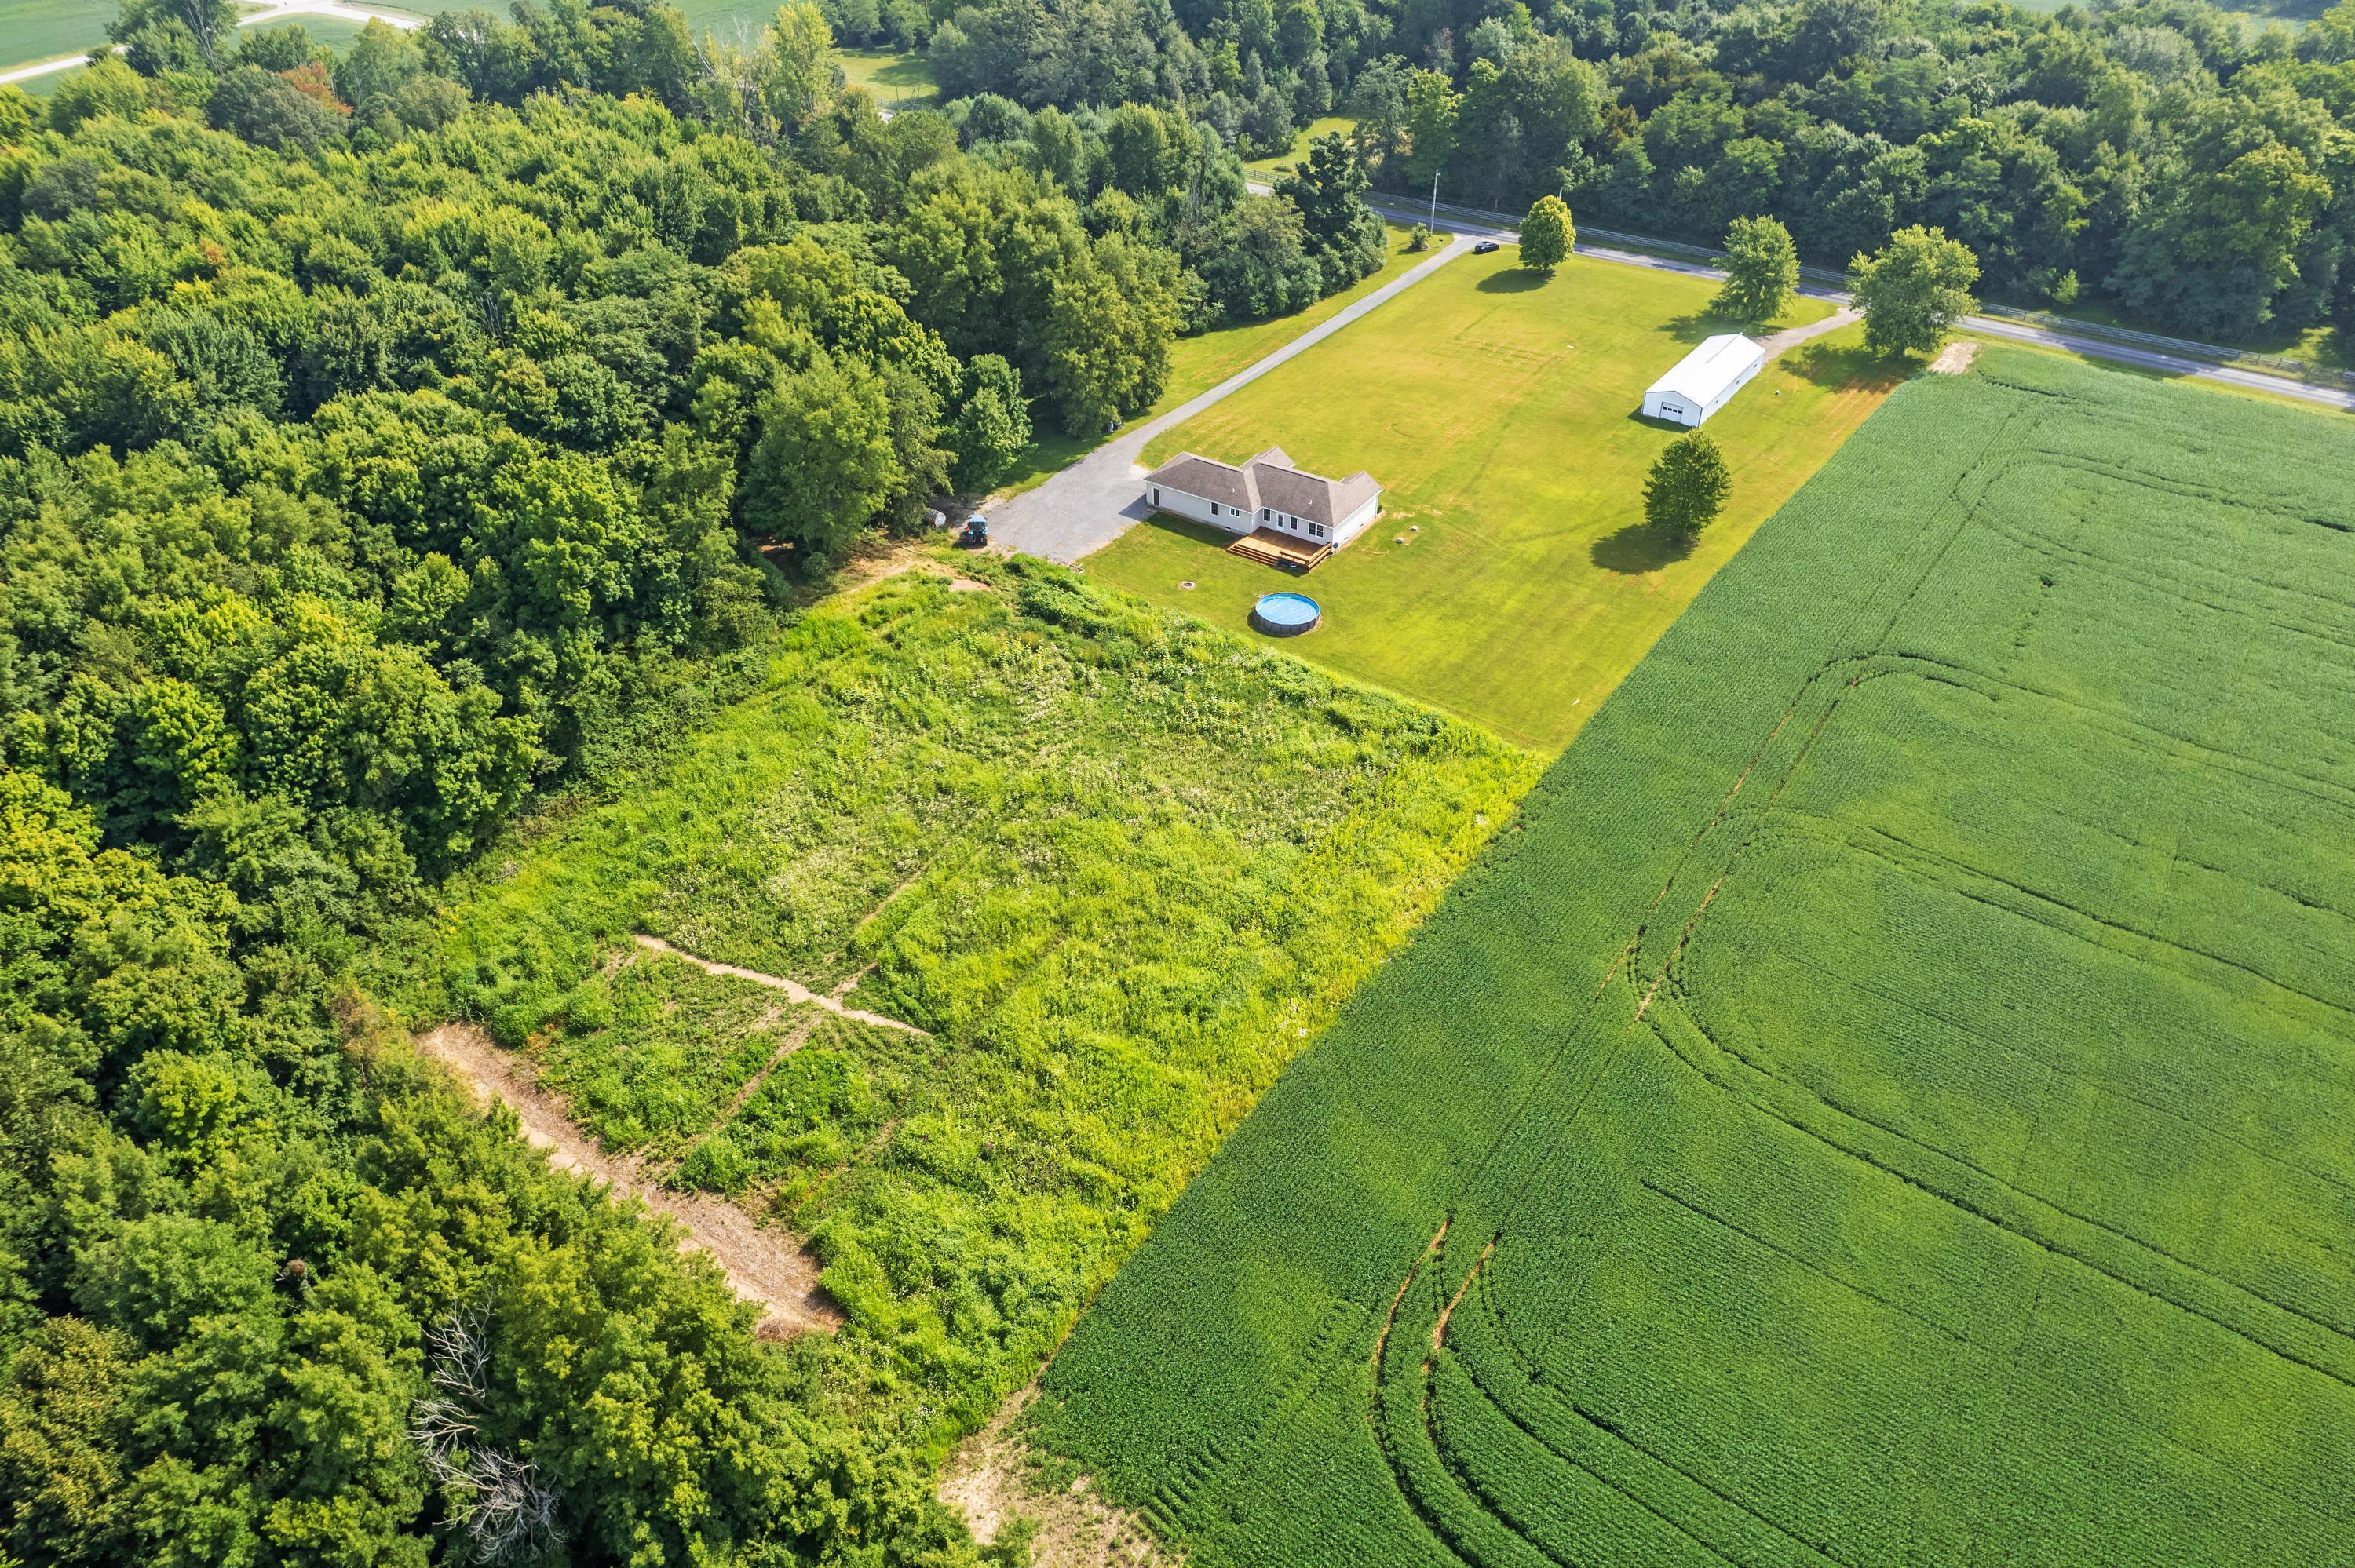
[1145,447,1380,528]
[1646,334,1765,407]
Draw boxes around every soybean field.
[1031,348,2355,1566]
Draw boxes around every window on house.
[1152,488,1160,505]
[1261,508,1270,520]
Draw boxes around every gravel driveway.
[989,236,1468,564]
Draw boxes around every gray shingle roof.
[1145,446,1380,529]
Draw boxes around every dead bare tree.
[407,1309,566,1565]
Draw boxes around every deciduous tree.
[1645,431,1731,536]
[743,350,904,560]
[1849,225,1981,359]
[1521,194,1573,272]
[946,354,1031,490]
[1714,214,1799,323]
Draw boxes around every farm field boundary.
[1031,346,2355,1568]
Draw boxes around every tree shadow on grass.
[1137,514,1243,551]
[1591,523,1697,574]
[1784,341,1908,392]
[1476,269,1550,294]
[1663,309,1743,343]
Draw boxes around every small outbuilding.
[1642,334,1765,427]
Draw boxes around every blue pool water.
[1250,592,1321,636]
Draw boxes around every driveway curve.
[990,235,1467,564]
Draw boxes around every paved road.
[988,233,1469,563]
[1349,191,2355,416]
[2,0,419,86]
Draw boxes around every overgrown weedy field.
[407,558,1535,1446]
[1031,348,2355,1565]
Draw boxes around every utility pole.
[1429,170,1440,232]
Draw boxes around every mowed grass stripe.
[1031,348,2355,1568]
[1087,248,1901,752]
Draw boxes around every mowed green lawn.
[1,0,114,73]
[5,3,431,85]
[1242,113,1355,179]
[1086,247,1900,750]
[994,222,1432,496]
[835,45,936,104]
[1036,347,2355,1568]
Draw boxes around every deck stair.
[1225,527,1331,571]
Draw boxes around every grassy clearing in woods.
[386,554,1535,1452]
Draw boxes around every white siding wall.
[1150,486,1250,534]
[1642,389,1702,426]
[1700,355,1763,421]
[1644,344,1765,427]
[1149,483,1383,549]
[1332,494,1381,546]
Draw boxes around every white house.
[1641,334,1765,426]
[1143,447,1382,560]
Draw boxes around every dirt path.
[633,935,928,1035]
[415,1023,842,1338]
[938,1379,1174,1567]
[717,1014,818,1122]
[1929,341,1981,375]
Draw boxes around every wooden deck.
[1225,527,1331,571]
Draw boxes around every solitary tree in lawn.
[1714,215,1800,323]
[1849,225,1981,358]
[1645,432,1731,538]
[1521,195,1574,273]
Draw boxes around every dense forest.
[0,0,2347,1559]
[895,0,2355,335]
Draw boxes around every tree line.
[924,0,2355,341]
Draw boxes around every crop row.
[1033,351,2355,1567]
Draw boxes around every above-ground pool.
[1250,592,1321,636]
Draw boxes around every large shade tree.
[1849,226,1982,358]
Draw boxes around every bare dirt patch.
[832,534,932,587]
[415,1023,842,1339]
[939,1380,1175,1568]
[1929,340,1981,375]
[633,934,928,1035]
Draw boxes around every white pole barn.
[1642,334,1766,427]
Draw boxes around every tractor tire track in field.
[1455,1268,1871,1568]
[1641,991,2355,1391]
[416,1023,842,1339]
[1361,400,2055,1565]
